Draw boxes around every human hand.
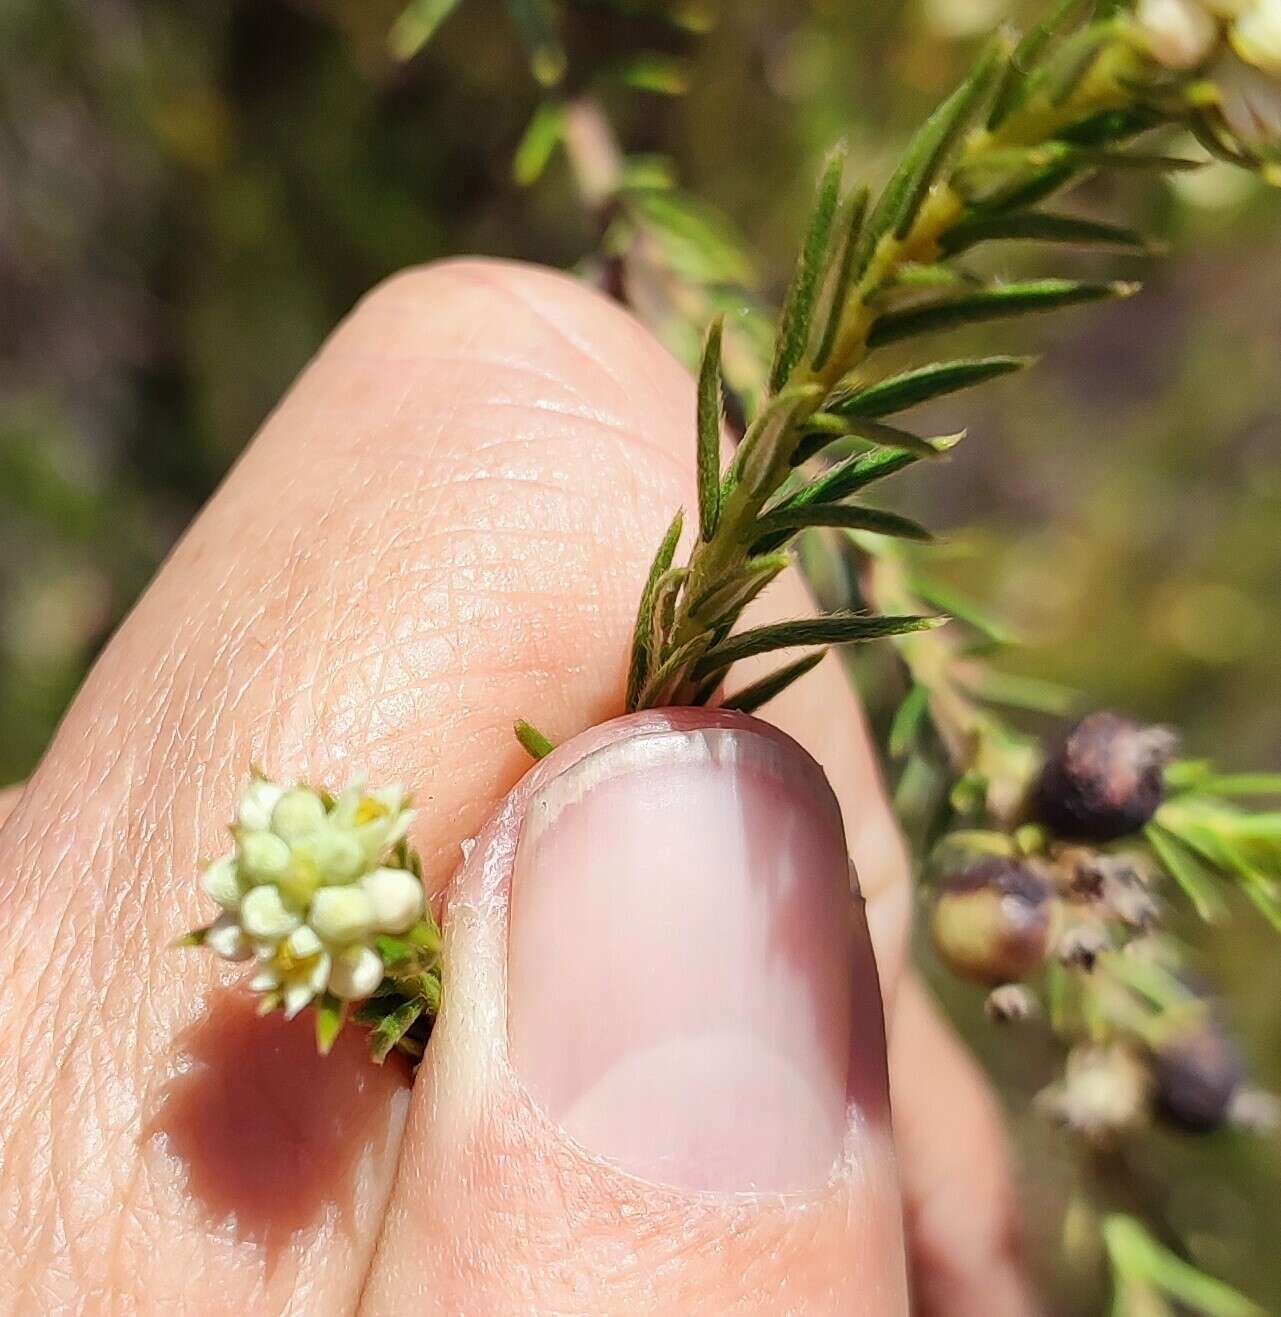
[0,261,1035,1315]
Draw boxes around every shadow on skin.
[146,990,410,1261]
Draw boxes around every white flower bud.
[327,944,385,1001]
[360,867,424,934]
[238,829,292,883]
[201,854,242,910]
[309,886,376,944]
[241,884,302,940]
[205,914,252,962]
[238,778,284,832]
[1233,0,1281,71]
[1137,0,1220,67]
[271,787,328,841]
[305,826,366,884]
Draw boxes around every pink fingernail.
[507,722,867,1193]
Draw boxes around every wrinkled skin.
[0,262,1036,1316]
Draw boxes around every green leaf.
[721,651,826,713]
[626,510,684,710]
[369,997,427,1063]
[506,0,566,86]
[623,188,755,286]
[1074,148,1204,172]
[857,35,1008,273]
[1103,1215,1265,1317]
[314,993,347,1056]
[831,356,1033,419]
[513,101,567,186]
[1145,823,1228,923]
[956,666,1078,714]
[830,416,958,459]
[771,145,846,392]
[910,576,1018,644]
[636,632,714,708]
[1238,866,1281,933]
[689,553,791,625]
[696,316,725,541]
[890,684,930,758]
[649,566,688,656]
[1186,773,1281,797]
[514,719,556,759]
[1037,23,1112,108]
[811,185,869,370]
[867,279,1139,348]
[694,611,945,677]
[988,0,1085,126]
[780,445,931,512]
[611,52,690,95]
[753,502,933,545]
[736,385,824,495]
[388,0,466,60]
[940,211,1153,255]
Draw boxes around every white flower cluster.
[1136,0,1281,74]
[199,776,425,1018]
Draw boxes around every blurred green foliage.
[1,0,1278,1308]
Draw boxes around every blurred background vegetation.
[1,0,1277,1308]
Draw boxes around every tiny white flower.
[271,786,328,841]
[240,884,302,940]
[309,886,376,944]
[1137,0,1220,68]
[205,913,252,962]
[1233,0,1281,71]
[328,944,385,1001]
[252,925,332,1017]
[238,778,285,832]
[238,829,292,884]
[349,787,414,866]
[360,867,425,934]
[201,854,242,910]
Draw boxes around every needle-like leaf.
[770,145,846,391]
[867,279,1138,348]
[694,612,945,677]
[721,651,827,713]
[697,316,725,541]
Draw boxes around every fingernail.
[507,722,864,1193]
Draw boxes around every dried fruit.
[930,858,1056,985]
[1032,712,1177,843]
[1153,1027,1243,1133]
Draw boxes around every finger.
[0,783,23,830]
[0,259,704,1313]
[890,980,1039,1317]
[362,709,909,1314]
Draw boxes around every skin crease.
[0,260,1035,1315]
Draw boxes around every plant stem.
[659,36,1144,704]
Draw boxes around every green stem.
[661,34,1145,708]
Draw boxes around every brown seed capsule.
[1032,712,1177,842]
[1154,1027,1242,1134]
[931,858,1055,985]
